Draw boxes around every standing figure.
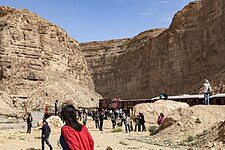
[55,100,59,116]
[41,120,53,150]
[60,105,94,150]
[44,105,49,120]
[99,109,105,131]
[82,112,88,126]
[134,114,140,132]
[203,79,211,105]
[26,113,33,134]
[125,115,131,133]
[94,111,100,129]
[139,113,146,132]
[110,112,116,129]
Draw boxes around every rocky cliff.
[0,6,101,115]
[81,0,225,99]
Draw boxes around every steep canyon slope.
[81,0,225,99]
[0,6,101,116]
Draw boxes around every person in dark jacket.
[139,113,146,132]
[99,109,105,131]
[26,113,33,134]
[41,120,53,150]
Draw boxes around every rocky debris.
[195,118,202,124]
[105,146,113,150]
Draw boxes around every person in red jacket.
[60,104,94,150]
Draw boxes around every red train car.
[99,98,155,109]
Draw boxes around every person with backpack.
[60,105,94,150]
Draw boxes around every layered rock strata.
[81,0,225,99]
[0,6,101,115]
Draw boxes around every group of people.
[87,108,147,133]
[26,104,94,150]
[24,78,213,150]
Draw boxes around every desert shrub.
[111,127,123,132]
[186,135,194,142]
[180,135,196,146]
[148,125,158,135]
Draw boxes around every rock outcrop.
[81,0,225,99]
[0,6,101,115]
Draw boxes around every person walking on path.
[203,79,211,105]
[41,120,53,150]
[26,113,33,134]
[60,105,94,150]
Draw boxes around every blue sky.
[0,0,193,42]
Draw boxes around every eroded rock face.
[0,6,101,114]
[81,0,225,99]
[81,29,166,98]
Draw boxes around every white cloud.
[141,12,150,16]
[159,1,170,4]
[69,6,76,10]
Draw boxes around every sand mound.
[134,100,225,149]
[133,100,189,124]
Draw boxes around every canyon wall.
[81,0,225,99]
[0,6,101,114]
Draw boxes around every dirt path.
[0,118,189,150]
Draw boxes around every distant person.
[110,112,116,129]
[41,120,53,150]
[94,111,100,129]
[60,105,94,150]
[203,79,211,105]
[125,115,131,133]
[139,113,146,132]
[44,105,49,120]
[134,114,140,132]
[99,109,105,131]
[26,113,33,134]
[157,113,165,126]
[82,112,88,126]
[55,100,59,116]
